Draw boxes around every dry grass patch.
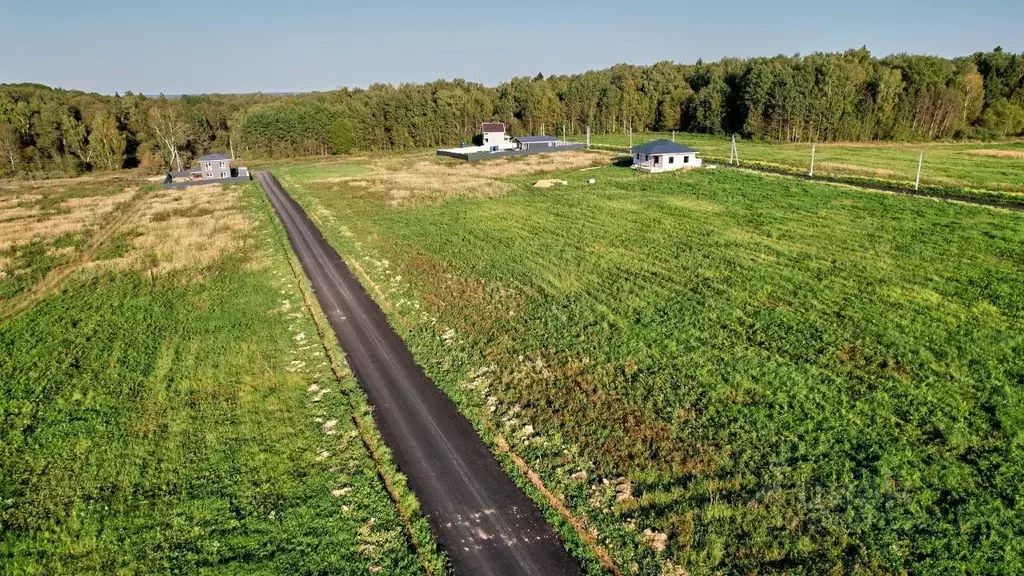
[101,184,253,274]
[0,204,42,222]
[818,162,895,177]
[0,194,43,209]
[0,189,137,250]
[314,150,611,205]
[964,149,1024,159]
[0,170,143,192]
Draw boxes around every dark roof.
[168,168,201,177]
[631,139,698,155]
[481,122,506,133]
[514,135,559,143]
[199,153,230,161]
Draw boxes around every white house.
[631,140,702,173]
[481,122,510,147]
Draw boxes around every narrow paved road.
[256,172,582,576]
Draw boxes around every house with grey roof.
[436,122,584,161]
[513,135,561,151]
[164,153,250,188]
[199,153,231,179]
[631,140,702,173]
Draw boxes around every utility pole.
[562,124,566,142]
[586,126,591,149]
[809,143,816,177]
[672,130,676,142]
[730,134,740,166]
[629,122,633,149]
[915,151,923,190]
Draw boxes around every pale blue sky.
[2,0,1022,95]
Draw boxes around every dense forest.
[1,47,1022,177]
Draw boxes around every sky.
[2,0,1023,95]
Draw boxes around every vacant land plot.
[0,179,425,574]
[270,149,610,206]
[0,178,141,311]
[590,132,1024,196]
[281,155,1024,575]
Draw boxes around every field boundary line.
[719,163,1024,212]
[278,223,449,576]
[0,189,146,321]
[347,256,414,333]
[493,433,622,576]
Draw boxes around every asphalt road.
[256,172,582,576]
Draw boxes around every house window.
[221,171,227,178]
[669,156,675,164]
[220,161,226,169]
[683,156,689,163]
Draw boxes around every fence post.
[915,151,923,191]
[586,126,590,149]
[672,130,675,142]
[809,143,816,177]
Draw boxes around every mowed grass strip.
[0,183,421,575]
[590,131,1024,195]
[284,160,1024,575]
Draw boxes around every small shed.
[631,140,701,173]
[514,135,559,151]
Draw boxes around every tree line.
[2,47,1022,177]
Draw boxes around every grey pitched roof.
[514,135,559,143]
[631,139,698,155]
[199,153,230,161]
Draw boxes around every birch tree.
[88,111,125,171]
[0,123,18,174]
[148,103,189,171]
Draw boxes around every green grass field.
[588,132,1024,196]
[279,154,1024,575]
[0,180,426,574]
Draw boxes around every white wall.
[633,153,702,172]
[483,130,508,146]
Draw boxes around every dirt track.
[256,171,582,576]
